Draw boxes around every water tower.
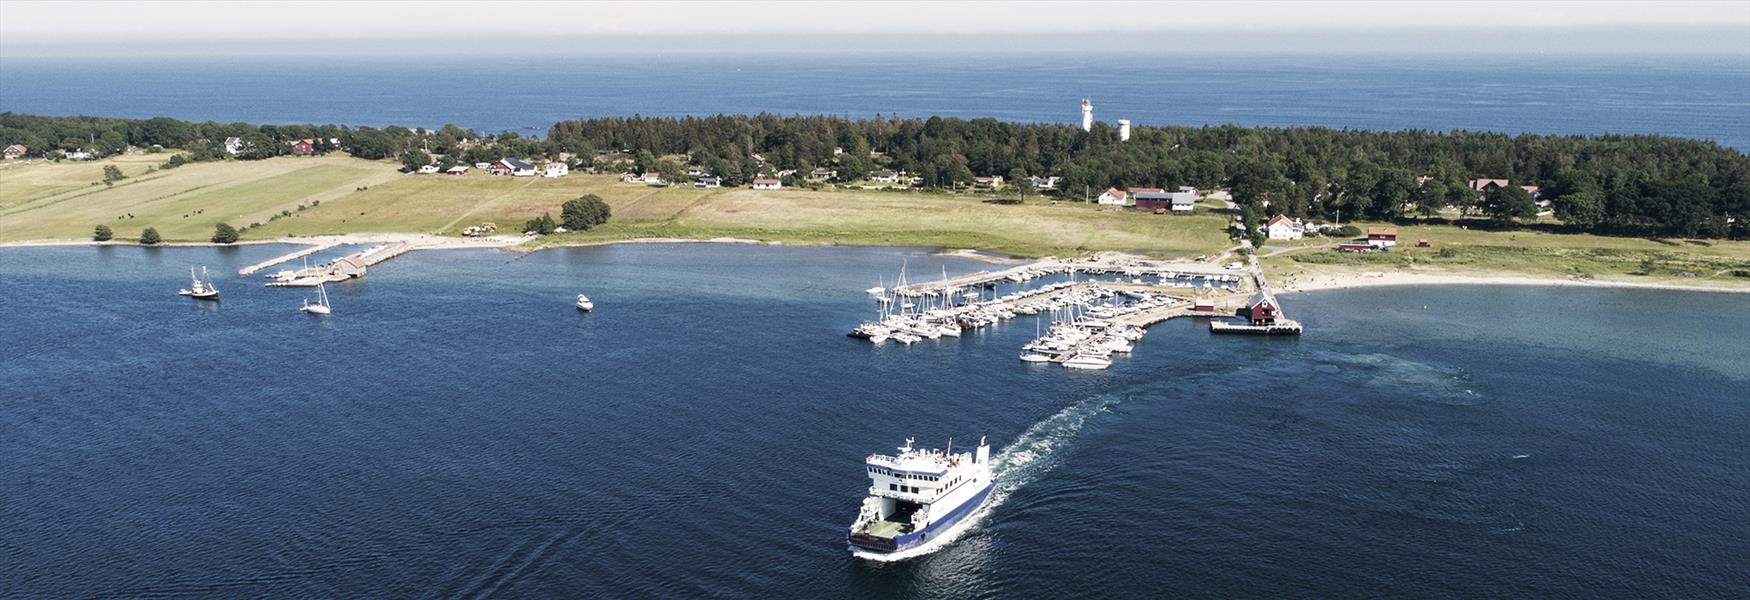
[1119,119,1131,142]
[1081,98,1093,132]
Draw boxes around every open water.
[3,243,1747,598]
[3,54,1747,149]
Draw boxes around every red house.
[1246,292,1280,325]
[1367,227,1398,248]
[1193,298,1215,313]
[290,138,315,155]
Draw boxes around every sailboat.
[179,266,220,300]
[301,282,331,314]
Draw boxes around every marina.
[849,252,1296,370]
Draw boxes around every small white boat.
[576,294,594,312]
[1019,352,1052,363]
[301,283,331,315]
[1062,353,1112,370]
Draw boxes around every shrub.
[93,224,113,241]
[139,227,162,245]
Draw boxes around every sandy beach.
[1276,269,1750,295]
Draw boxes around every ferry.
[847,437,993,560]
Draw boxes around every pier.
[238,242,340,276]
[264,242,414,287]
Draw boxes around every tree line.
[6,112,1745,239]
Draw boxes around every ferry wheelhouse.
[847,436,993,559]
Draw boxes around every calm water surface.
[3,54,1747,149]
[2,243,1747,598]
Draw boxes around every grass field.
[1260,220,1750,283]
[0,154,397,242]
[6,155,1747,282]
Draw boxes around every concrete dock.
[238,242,340,276]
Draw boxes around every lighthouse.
[1119,119,1131,142]
[1080,98,1092,132]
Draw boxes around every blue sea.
[2,54,1748,150]
[2,243,1748,598]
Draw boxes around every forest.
[5,112,1746,238]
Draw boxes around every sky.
[2,0,1748,56]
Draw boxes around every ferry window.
[889,484,897,491]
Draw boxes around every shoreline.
[8,236,1749,295]
[1276,270,1750,295]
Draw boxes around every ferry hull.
[848,482,993,558]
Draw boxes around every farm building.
[1367,227,1398,248]
[752,178,783,190]
[1097,188,1129,206]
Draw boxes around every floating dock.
[264,242,413,287]
[1210,320,1304,335]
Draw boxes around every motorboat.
[576,294,594,312]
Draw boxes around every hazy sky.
[3,0,1747,56]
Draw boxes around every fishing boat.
[848,437,993,560]
[300,283,331,315]
[179,266,220,300]
[576,294,594,312]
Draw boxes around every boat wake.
[856,393,1119,563]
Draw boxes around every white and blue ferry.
[847,436,993,560]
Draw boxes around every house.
[1133,190,1173,210]
[1193,298,1216,313]
[474,162,491,169]
[1265,215,1305,240]
[491,158,536,176]
[1029,176,1061,190]
[543,162,569,178]
[1469,178,1510,193]
[1169,191,1197,212]
[445,166,470,175]
[695,176,722,188]
[63,149,93,160]
[973,175,1003,188]
[1246,292,1281,325]
[1096,187,1129,206]
[686,166,710,177]
[417,164,440,174]
[809,169,837,181]
[832,146,844,156]
[870,170,900,183]
[1177,186,1198,195]
[1416,175,1435,186]
[224,137,243,155]
[1521,185,1541,198]
[3,144,26,159]
[290,138,315,155]
[752,178,783,190]
[639,172,666,185]
[1367,227,1398,248]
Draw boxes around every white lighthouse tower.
[1118,119,1131,142]
[1080,98,1093,132]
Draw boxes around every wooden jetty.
[238,242,340,276]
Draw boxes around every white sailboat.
[179,266,220,300]
[301,282,331,314]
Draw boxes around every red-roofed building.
[290,139,315,155]
[1097,187,1128,206]
[1367,227,1398,248]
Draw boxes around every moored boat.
[576,294,594,312]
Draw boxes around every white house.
[1264,214,1305,240]
[224,137,244,155]
[1169,192,1196,212]
[491,158,536,176]
[752,178,782,190]
[63,149,93,160]
[543,162,569,178]
[1096,187,1129,206]
[695,176,723,188]
[870,170,900,183]
[1029,176,1061,190]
